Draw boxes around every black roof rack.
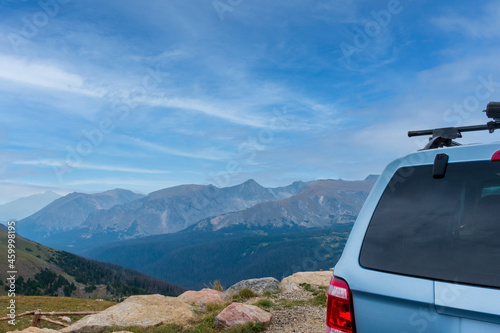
[408,102,500,150]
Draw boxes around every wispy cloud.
[0,55,102,97]
[123,136,229,161]
[432,2,500,38]
[147,96,269,128]
[14,160,169,174]
[63,178,178,192]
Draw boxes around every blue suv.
[327,102,500,333]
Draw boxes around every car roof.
[390,142,500,169]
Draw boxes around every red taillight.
[492,150,500,161]
[326,276,356,333]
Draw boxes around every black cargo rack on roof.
[408,102,500,150]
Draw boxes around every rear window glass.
[360,161,500,289]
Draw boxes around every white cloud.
[14,159,169,174]
[147,96,269,128]
[432,2,500,38]
[124,136,229,161]
[63,178,179,194]
[0,55,102,97]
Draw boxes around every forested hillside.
[86,224,352,289]
[0,228,185,298]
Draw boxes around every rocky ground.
[265,305,326,332]
[7,271,333,333]
[263,282,327,332]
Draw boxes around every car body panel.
[435,281,500,324]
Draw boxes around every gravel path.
[263,285,327,332]
[265,305,326,332]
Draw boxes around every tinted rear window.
[360,161,500,289]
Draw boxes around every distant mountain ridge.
[193,178,376,232]
[16,177,377,255]
[17,189,145,242]
[16,180,308,251]
[0,191,61,221]
[80,179,306,238]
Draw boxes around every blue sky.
[1,0,500,203]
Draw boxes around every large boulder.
[61,294,195,333]
[178,288,229,306]
[215,303,272,327]
[280,271,332,288]
[7,328,60,333]
[226,277,279,296]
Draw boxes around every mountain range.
[16,178,376,254]
[192,178,374,231]
[81,179,306,238]
[0,191,61,222]
[16,189,145,249]
[15,177,378,289]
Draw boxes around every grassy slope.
[0,229,185,298]
[0,228,67,296]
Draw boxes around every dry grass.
[205,280,225,292]
[0,296,116,331]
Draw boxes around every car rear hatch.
[347,153,500,332]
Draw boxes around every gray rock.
[226,277,279,296]
[215,302,272,327]
[280,271,332,288]
[60,294,194,333]
[179,288,230,305]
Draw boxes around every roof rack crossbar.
[408,122,500,138]
[408,102,500,150]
